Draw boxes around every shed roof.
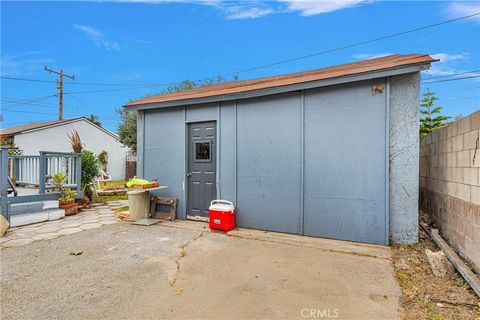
[126,54,436,107]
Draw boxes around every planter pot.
[59,200,76,210]
[73,146,83,153]
[64,206,79,216]
[83,196,90,206]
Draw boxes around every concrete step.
[10,209,65,227]
[43,200,59,211]
[10,200,59,216]
[10,202,44,215]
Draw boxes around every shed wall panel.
[236,93,302,234]
[303,81,388,244]
[218,102,236,202]
[186,103,217,122]
[143,107,187,219]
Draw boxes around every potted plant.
[67,130,83,153]
[59,189,77,210]
[50,172,67,193]
[50,173,77,211]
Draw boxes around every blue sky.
[1,0,479,132]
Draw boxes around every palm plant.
[67,130,83,153]
[50,172,67,193]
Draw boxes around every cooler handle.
[210,199,234,207]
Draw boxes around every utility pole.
[44,66,75,120]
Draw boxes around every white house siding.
[14,119,127,180]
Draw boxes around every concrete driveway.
[1,221,401,320]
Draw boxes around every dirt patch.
[392,223,479,320]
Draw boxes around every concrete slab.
[58,221,82,228]
[79,223,102,230]
[2,238,34,247]
[57,228,83,235]
[35,225,61,234]
[0,222,401,319]
[31,232,59,241]
[99,219,117,225]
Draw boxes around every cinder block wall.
[419,110,480,274]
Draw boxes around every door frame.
[184,120,218,220]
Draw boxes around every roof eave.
[18,117,122,142]
[126,61,433,111]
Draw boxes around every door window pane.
[195,142,211,161]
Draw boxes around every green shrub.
[81,150,100,191]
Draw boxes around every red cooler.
[209,200,235,231]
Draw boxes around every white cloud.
[73,24,121,51]
[431,53,468,63]
[352,52,394,60]
[116,0,221,4]
[281,0,369,16]
[0,52,54,76]
[110,0,371,19]
[224,5,274,19]
[446,2,480,22]
[424,52,470,76]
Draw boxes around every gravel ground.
[1,221,401,319]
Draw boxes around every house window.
[194,141,211,161]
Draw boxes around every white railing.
[8,151,82,193]
[11,156,40,185]
[45,155,79,187]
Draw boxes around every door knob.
[187,172,192,177]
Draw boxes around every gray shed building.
[126,54,436,245]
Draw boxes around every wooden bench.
[149,197,178,221]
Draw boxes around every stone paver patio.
[1,200,128,249]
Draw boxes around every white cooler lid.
[209,203,234,211]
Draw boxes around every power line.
[0,109,58,115]
[1,95,58,110]
[421,75,480,84]
[2,12,479,92]
[0,76,57,84]
[442,96,479,101]
[202,12,480,80]
[65,94,91,112]
[64,86,154,95]
[0,75,175,88]
[1,94,57,105]
[2,100,58,110]
[421,69,480,81]
[1,96,58,108]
